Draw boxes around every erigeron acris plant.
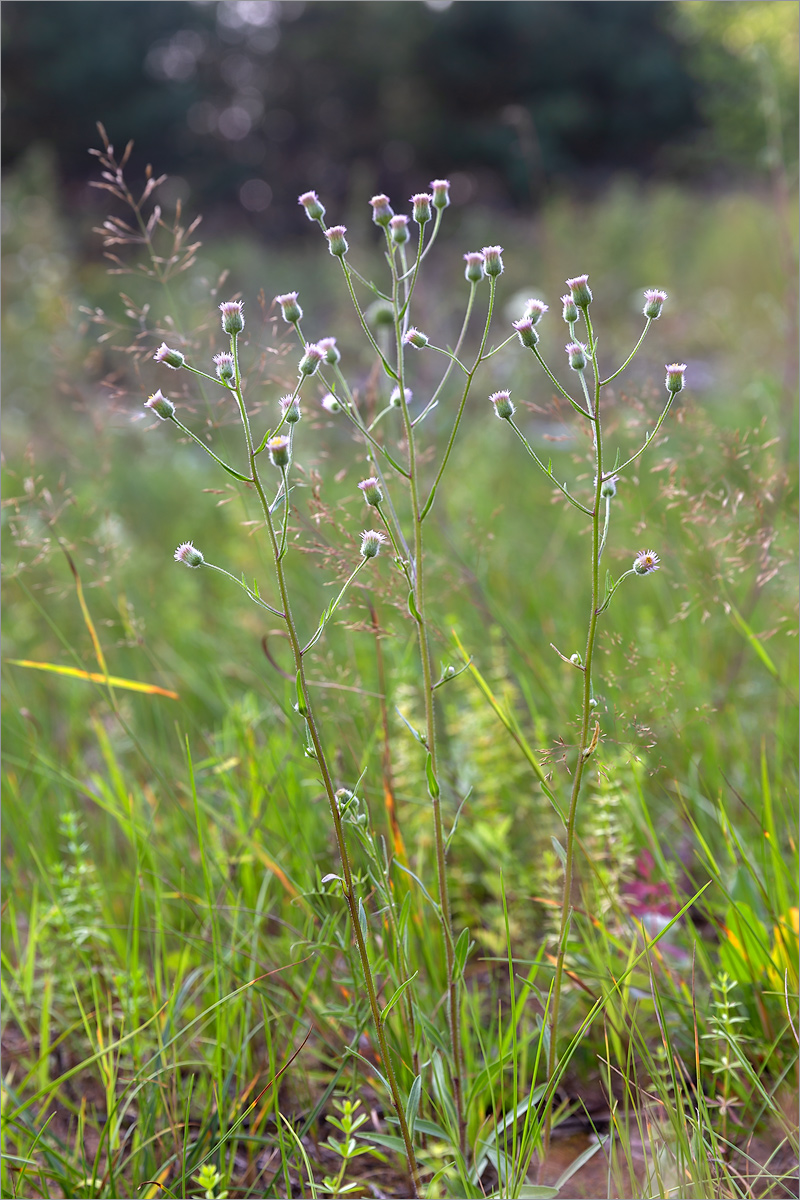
[148,178,684,1191]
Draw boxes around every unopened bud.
[153,342,185,369]
[404,327,429,348]
[298,191,325,221]
[644,289,667,320]
[566,341,588,371]
[369,194,394,227]
[410,193,432,224]
[174,541,204,568]
[389,215,410,245]
[513,317,539,349]
[481,245,504,277]
[276,292,303,324]
[321,392,341,414]
[324,225,348,257]
[367,300,395,328]
[463,251,485,283]
[490,390,515,420]
[219,300,245,335]
[600,474,618,498]
[561,294,579,324]
[524,299,549,325]
[213,352,235,382]
[566,274,592,308]
[280,394,301,424]
[268,436,291,468]
[360,529,388,559]
[144,389,175,420]
[299,343,324,376]
[358,477,383,506]
[665,363,686,394]
[429,178,451,209]
[317,336,341,364]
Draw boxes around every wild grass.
[1,136,798,1199]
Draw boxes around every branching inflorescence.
[148,180,684,1188]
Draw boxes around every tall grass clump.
[1,126,797,1200]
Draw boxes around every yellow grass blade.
[6,660,179,700]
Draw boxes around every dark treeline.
[2,1,796,236]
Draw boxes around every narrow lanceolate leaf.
[381,971,419,1023]
[405,1074,422,1141]
[454,926,471,977]
[6,661,179,700]
[407,589,423,623]
[551,836,567,868]
[425,752,440,799]
[295,670,308,716]
[358,896,368,941]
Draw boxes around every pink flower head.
[633,549,660,576]
[644,289,667,320]
[360,529,388,559]
[280,393,301,423]
[410,193,432,224]
[267,435,291,468]
[463,251,485,283]
[404,327,429,348]
[369,194,394,226]
[153,342,185,369]
[665,363,687,394]
[299,342,324,376]
[429,179,451,209]
[565,341,588,371]
[213,351,235,382]
[298,191,325,221]
[358,477,383,506]
[565,274,592,308]
[561,293,579,323]
[513,317,538,349]
[174,541,204,568]
[144,389,175,420]
[524,299,549,325]
[219,300,245,334]
[324,225,348,257]
[276,292,302,324]
[317,336,340,365]
[481,245,504,277]
[389,214,410,245]
[489,390,515,420]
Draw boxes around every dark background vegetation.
[3,0,798,235]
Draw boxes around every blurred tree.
[2,0,795,235]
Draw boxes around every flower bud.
[490,389,515,420]
[369,194,394,227]
[144,389,175,420]
[481,245,504,277]
[390,386,412,407]
[321,392,341,414]
[358,476,383,506]
[570,652,583,666]
[643,289,667,320]
[524,299,549,325]
[389,215,410,246]
[219,300,245,335]
[299,343,324,376]
[174,541,204,568]
[268,436,291,468]
[600,474,618,498]
[317,336,341,364]
[430,179,451,209]
[665,363,686,394]
[513,317,539,349]
[366,300,395,328]
[360,529,388,559]
[276,291,303,325]
[213,352,235,382]
[280,394,301,424]
[561,293,579,324]
[566,341,588,371]
[410,193,432,225]
[404,327,429,348]
[324,225,348,257]
[298,191,325,221]
[463,251,485,283]
[633,549,660,576]
[153,342,185,369]
[566,274,592,308]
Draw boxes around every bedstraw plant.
[146,177,686,1194]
